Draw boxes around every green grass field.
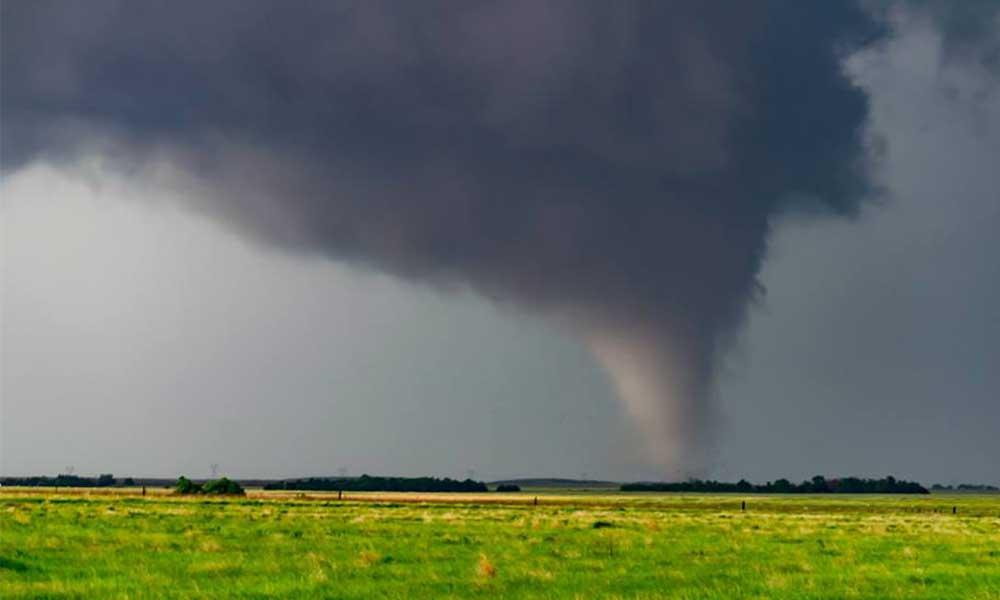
[2,489,999,599]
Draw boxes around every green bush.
[175,476,244,496]
[175,476,202,495]
[201,477,245,495]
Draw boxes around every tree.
[201,477,245,495]
[175,476,201,494]
[810,476,830,493]
[771,478,793,493]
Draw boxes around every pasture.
[2,488,998,599]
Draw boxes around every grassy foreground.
[2,489,999,599]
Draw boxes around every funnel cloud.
[3,1,957,474]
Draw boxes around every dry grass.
[477,553,497,579]
[356,550,381,568]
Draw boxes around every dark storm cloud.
[2,1,888,473]
[903,0,1000,72]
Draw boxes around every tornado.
[2,1,897,474]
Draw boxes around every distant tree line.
[495,484,521,492]
[264,474,488,492]
[931,483,999,492]
[0,474,135,487]
[621,476,929,494]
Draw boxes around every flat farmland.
[2,489,998,599]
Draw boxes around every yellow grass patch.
[357,550,381,567]
[477,554,497,579]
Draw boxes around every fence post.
[741,500,746,511]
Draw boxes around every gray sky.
[715,14,1000,484]
[2,3,998,483]
[2,165,638,480]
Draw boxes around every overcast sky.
[2,2,998,483]
[716,15,1000,483]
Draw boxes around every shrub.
[175,476,245,496]
[202,477,245,495]
[175,476,202,495]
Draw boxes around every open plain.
[2,488,998,599]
